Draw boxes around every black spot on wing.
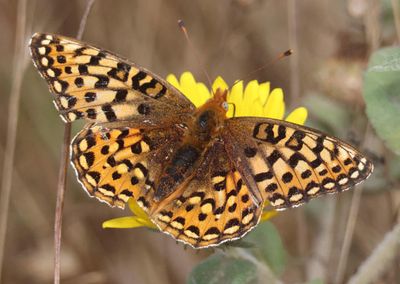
[101,104,116,121]
[94,75,110,88]
[131,71,147,90]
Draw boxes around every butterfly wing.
[70,122,184,209]
[150,140,263,248]
[72,124,262,248]
[29,33,194,124]
[222,117,373,210]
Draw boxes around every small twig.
[334,124,372,284]
[348,222,400,284]
[53,123,71,284]
[53,1,96,284]
[76,0,95,40]
[390,0,400,43]
[364,0,381,53]
[306,198,336,282]
[288,0,300,105]
[288,0,306,278]
[343,2,400,283]
[335,1,381,281]
[334,186,363,284]
[0,0,27,281]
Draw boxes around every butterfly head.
[191,88,229,139]
[201,88,229,116]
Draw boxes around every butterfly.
[29,33,373,248]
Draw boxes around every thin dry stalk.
[306,199,336,282]
[348,222,400,284]
[335,1,381,282]
[334,124,372,284]
[364,0,381,52]
[53,123,71,284]
[288,0,307,277]
[0,0,28,281]
[342,1,400,283]
[334,186,363,284]
[288,0,300,104]
[53,1,96,284]
[390,0,400,43]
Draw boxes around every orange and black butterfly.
[29,33,373,248]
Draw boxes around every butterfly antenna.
[178,20,213,90]
[231,49,293,89]
[228,102,237,117]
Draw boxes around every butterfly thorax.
[153,89,228,203]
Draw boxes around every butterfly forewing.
[223,118,373,210]
[29,33,194,124]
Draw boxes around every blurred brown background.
[0,0,399,283]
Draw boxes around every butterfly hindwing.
[223,117,373,210]
[29,33,194,124]
[72,125,263,248]
[151,141,263,248]
[70,122,184,209]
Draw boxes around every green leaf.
[364,47,400,154]
[187,254,257,284]
[244,222,286,275]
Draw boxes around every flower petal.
[212,76,229,93]
[166,74,181,91]
[263,88,285,119]
[191,82,211,107]
[285,107,308,125]
[180,72,197,98]
[258,82,270,105]
[244,80,259,102]
[102,216,156,229]
[260,210,278,222]
[128,199,148,219]
[228,80,243,102]
[226,81,242,117]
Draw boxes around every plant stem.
[0,0,27,281]
[53,1,96,283]
[288,0,300,105]
[391,0,400,42]
[348,222,400,284]
[334,123,372,284]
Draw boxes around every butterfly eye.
[222,102,229,111]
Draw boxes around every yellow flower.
[166,72,308,123]
[103,198,157,229]
[102,72,308,230]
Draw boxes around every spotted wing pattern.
[29,33,194,124]
[70,123,183,209]
[31,32,374,249]
[72,125,262,248]
[223,117,373,210]
[152,141,262,248]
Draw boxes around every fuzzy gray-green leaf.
[363,47,400,154]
